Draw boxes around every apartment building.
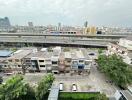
[1,47,92,74]
[58,52,65,72]
[1,48,37,73]
[64,52,72,72]
[71,50,92,73]
[24,51,52,72]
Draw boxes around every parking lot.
[53,63,117,97]
[1,62,117,97]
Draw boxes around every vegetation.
[0,74,55,100]
[97,54,132,88]
[0,75,35,100]
[58,92,108,100]
[98,48,103,54]
[35,73,55,100]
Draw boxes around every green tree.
[97,54,132,88]
[0,75,35,100]
[36,73,55,100]
[98,49,103,54]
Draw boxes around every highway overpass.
[0,32,128,48]
[0,36,118,48]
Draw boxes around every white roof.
[64,52,71,59]
[41,48,47,51]
[76,50,85,59]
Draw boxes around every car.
[72,84,77,91]
[89,53,95,56]
[59,83,64,91]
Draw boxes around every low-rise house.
[71,49,92,73]
[58,52,65,72]
[24,51,52,72]
[51,55,59,74]
[0,50,13,72]
[1,48,37,73]
[107,42,132,65]
[64,52,72,72]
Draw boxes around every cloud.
[0,0,132,26]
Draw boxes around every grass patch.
[58,92,99,100]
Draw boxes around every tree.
[98,49,103,54]
[0,75,35,100]
[97,54,132,88]
[36,73,55,100]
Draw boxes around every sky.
[0,0,132,27]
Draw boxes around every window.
[52,61,57,64]
[39,60,44,62]
[79,60,84,63]
[85,61,89,65]
[122,51,125,54]
[26,60,30,62]
[40,65,45,67]
[18,65,21,67]
[67,60,71,63]
[8,59,12,62]
[4,65,7,67]
[72,61,78,65]
[15,59,19,62]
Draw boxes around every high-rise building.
[0,17,11,28]
[84,21,88,28]
[58,22,61,31]
[28,22,33,27]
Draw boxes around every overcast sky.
[0,0,132,27]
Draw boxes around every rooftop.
[120,90,132,100]
[64,52,71,59]
[126,36,132,41]
[8,49,32,60]
[76,50,85,59]
[0,50,13,57]
[25,51,52,59]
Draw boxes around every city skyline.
[0,0,132,27]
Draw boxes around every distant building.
[84,26,97,35]
[28,22,33,27]
[58,22,61,31]
[0,17,11,32]
[84,21,88,28]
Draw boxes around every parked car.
[72,84,77,91]
[89,53,95,56]
[59,83,64,91]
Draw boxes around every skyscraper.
[0,17,11,28]
[84,21,88,28]
[28,22,33,27]
[58,22,61,31]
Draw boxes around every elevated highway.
[0,32,128,48]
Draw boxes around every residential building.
[64,52,72,72]
[58,52,65,72]
[71,49,92,73]
[2,48,37,73]
[24,51,52,72]
[107,36,132,65]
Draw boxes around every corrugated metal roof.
[0,50,13,57]
[48,85,59,100]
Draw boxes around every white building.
[107,36,132,65]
